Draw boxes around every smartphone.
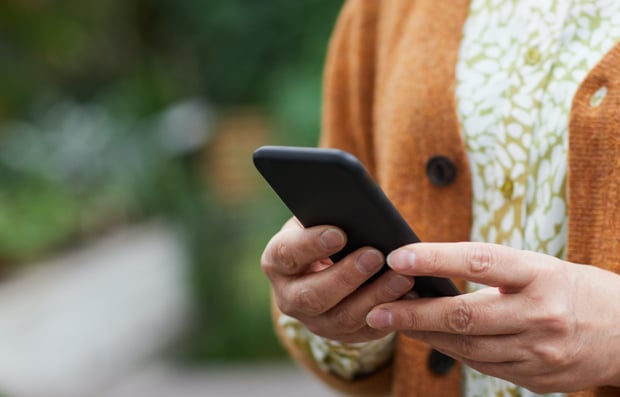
[253,145,459,298]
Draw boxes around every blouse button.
[426,156,457,186]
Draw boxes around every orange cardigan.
[275,1,620,396]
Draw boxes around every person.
[259,1,620,396]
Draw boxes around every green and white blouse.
[457,0,620,396]
[280,0,620,395]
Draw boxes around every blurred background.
[0,1,345,396]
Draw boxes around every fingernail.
[387,249,416,271]
[356,249,384,274]
[320,228,345,250]
[366,308,393,329]
[387,275,412,295]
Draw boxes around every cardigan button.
[428,349,455,375]
[426,156,457,186]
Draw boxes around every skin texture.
[261,218,620,392]
[261,218,414,343]
[365,242,620,393]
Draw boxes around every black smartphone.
[253,145,459,298]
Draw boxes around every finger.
[315,270,414,336]
[436,347,570,393]
[366,289,527,335]
[470,361,572,394]
[261,220,346,278]
[332,326,394,344]
[430,349,525,385]
[387,242,544,290]
[276,247,386,318]
[405,331,525,363]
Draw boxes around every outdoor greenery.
[0,0,344,361]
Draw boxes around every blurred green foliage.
[0,0,344,361]
[0,0,342,141]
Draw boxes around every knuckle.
[329,307,360,333]
[272,240,297,273]
[275,293,296,317]
[538,302,574,336]
[260,243,278,278]
[262,235,297,274]
[447,297,475,334]
[275,285,298,316]
[403,308,422,330]
[333,265,363,291]
[532,343,568,368]
[291,286,325,316]
[466,243,494,275]
[547,315,572,337]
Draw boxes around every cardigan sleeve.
[271,1,394,395]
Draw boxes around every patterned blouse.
[458,0,620,395]
[280,0,620,395]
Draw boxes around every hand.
[261,217,414,343]
[365,242,620,393]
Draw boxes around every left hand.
[365,242,620,393]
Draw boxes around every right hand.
[261,217,415,343]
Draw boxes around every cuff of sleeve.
[278,314,395,381]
